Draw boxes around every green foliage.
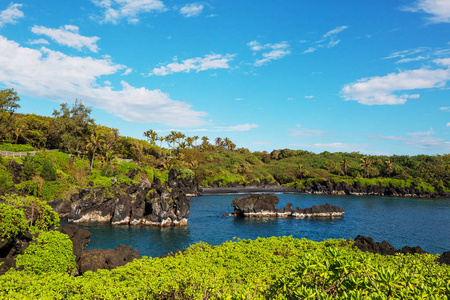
[41,181,61,201]
[0,194,59,231]
[21,155,38,181]
[0,237,448,299]
[0,143,34,152]
[0,165,14,191]
[40,158,57,181]
[0,203,27,240]
[15,230,76,275]
[179,168,195,180]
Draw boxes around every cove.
[73,193,450,257]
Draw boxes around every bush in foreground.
[0,237,448,299]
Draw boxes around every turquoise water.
[74,193,450,256]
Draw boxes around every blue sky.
[0,0,449,155]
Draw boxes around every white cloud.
[323,26,348,38]
[150,53,235,76]
[402,0,450,23]
[447,122,450,127]
[248,40,291,66]
[122,68,132,75]
[91,0,165,24]
[302,47,316,54]
[290,142,369,152]
[302,25,348,54]
[179,3,204,17]
[341,60,450,105]
[29,38,49,45]
[0,3,23,28]
[369,132,450,152]
[305,95,315,99]
[440,106,450,111]
[31,25,100,52]
[290,126,327,138]
[221,124,258,131]
[0,35,207,127]
[235,98,244,101]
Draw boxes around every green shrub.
[0,204,27,241]
[40,158,57,181]
[21,155,38,181]
[179,168,195,180]
[41,181,61,201]
[0,143,34,152]
[15,230,76,275]
[0,194,59,231]
[0,166,14,191]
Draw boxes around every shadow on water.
[66,193,450,256]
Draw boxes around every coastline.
[200,184,450,198]
[201,186,297,194]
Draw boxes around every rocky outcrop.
[231,193,344,218]
[436,251,450,266]
[77,244,140,275]
[0,232,33,275]
[51,169,194,227]
[298,179,450,198]
[353,235,427,256]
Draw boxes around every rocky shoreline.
[49,169,197,227]
[201,180,450,198]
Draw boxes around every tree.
[86,130,104,169]
[186,137,194,148]
[384,159,395,177]
[360,156,374,178]
[52,100,94,156]
[0,88,21,141]
[296,164,308,180]
[215,137,223,147]
[144,129,158,145]
[340,158,350,176]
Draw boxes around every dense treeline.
[1,88,449,199]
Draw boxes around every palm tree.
[186,137,194,148]
[341,158,350,176]
[223,137,232,150]
[360,156,374,178]
[143,129,158,145]
[158,136,165,148]
[86,130,104,170]
[215,137,223,147]
[193,135,199,147]
[384,159,394,177]
[296,164,308,180]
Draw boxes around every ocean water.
[73,193,450,256]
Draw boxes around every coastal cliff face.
[231,193,344,218]
[49,169,196,227]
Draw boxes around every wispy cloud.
[369,129,450,152]
[447,122,450,127]
[290,142,369,152]
[91,0,166,24]
[0,3,23,27]
[179,3,204,17]
[289,125,327,138]
[31,25,100,52]
[440,106,450,111]
[302,25,348,54]
[0,35,207,127]
[217,124,258,131]
[305,95,315,99]
[341,59,450,105]
[28,38,49,45]
[248,41,291,66]
[149,53,235,76]
[402,0,450,24]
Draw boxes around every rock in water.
[62,168,192,227]
[231,193,344,218]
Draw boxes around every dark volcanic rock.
[354,235,431,256]
[436,251,450,265]
[48,198,72,218]
[231,194,280,216]
[77,244,140,275]
[57,224,92,260]
[231,193,344,218]
[64,169,193,226]
[297,179,450,198]
[0,232,34,275]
